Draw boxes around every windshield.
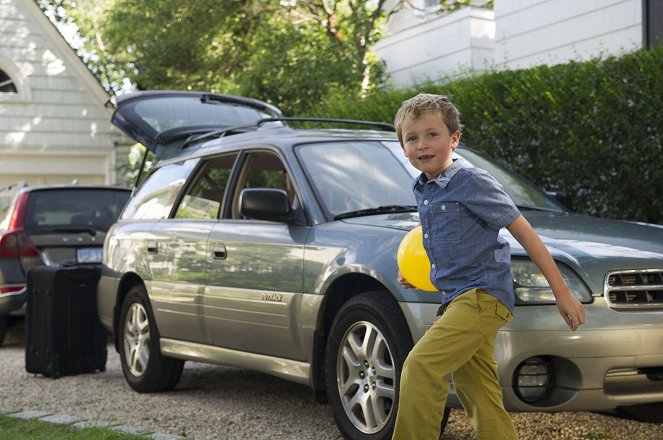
[296,141,417,217]
[383,141,564,212]
[132,96,278,133]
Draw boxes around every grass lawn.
[0,413,142,439]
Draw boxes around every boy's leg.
[452,290,517,440]
[392,289,491,440]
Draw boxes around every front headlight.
[511,259,592,304]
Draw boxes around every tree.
[38,0,403,115]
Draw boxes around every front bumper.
[400,297,663,412]
[0,286,27,316]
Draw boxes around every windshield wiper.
[334,205,417,220]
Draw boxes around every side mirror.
[239,188,293,223]
[545,191,574,212]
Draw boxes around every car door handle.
[212,245,227,260]
[147,240,158,254]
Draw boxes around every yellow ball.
[397,226,438,292]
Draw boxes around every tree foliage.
[39,0,398,115]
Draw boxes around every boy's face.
[401,111,461,181]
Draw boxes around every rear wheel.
[325,291,450,439]
[118,285,184,392]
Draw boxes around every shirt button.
[423,200,429,205]
[424,233,428,239]
[441,204,446,211]
[431,264,436,269]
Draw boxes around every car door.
[148,154,237,344]
[205,149,308,360]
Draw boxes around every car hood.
[518,210,663,262]
[108,90,283,160]
[342,210,663,291]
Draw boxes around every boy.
[392,94,585,440]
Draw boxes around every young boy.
[392,94,586,440]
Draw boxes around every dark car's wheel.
[325,291,451,440]
[0,316,7,346]
[118,285,184,392]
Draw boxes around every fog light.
[514,357,553,403]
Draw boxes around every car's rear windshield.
[24,188,131,234]
[132,96,279,133]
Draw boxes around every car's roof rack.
[181,117,394,151]
[258,117,396,132]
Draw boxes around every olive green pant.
[392,289,518,440]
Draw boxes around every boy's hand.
[397,270,417,290]
[556,292,586,331]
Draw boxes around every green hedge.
[313,46,663,225]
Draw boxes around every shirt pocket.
[430,202,461,241]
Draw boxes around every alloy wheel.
[123,302,150,377]
[336,320,396,434]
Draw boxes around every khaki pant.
[392,289,518,440]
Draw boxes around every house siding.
[494,0,642,69]
[0,0,130,187]
[377,0,644,87]
[376,6,495,86]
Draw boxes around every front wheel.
[326,291,446,440]
[118,285,184,392]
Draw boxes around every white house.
[0,0,131,189]
[377,0,658,87]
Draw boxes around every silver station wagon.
[98,91,663,439]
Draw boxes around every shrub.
[313,46,663,224]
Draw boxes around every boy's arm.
[507,215,586,331]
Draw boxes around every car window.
[122,159,199,220]
[296,141,416,216]
[174,154,237,220]
[231,151,296,219]
[132,96,278,133]
[23,188,131,234]
[456,149,564,211]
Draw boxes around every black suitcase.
[25,265,107,378]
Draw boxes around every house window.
[644,0,663,48]
[0,69,18,93]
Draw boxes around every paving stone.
[110,424,152,436]
[40,413,84,425]
[11,410,51,420]
[150,433,185,440]
[73,419,119,429]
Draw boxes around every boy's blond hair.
[394,93,462,145]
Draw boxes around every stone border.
[0,407,183,439]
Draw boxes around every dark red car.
[0,183,131,345]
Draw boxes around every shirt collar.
[413,157,473,191]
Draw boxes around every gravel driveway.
[2,321,662,440]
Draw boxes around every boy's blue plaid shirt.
[413,157,521,314]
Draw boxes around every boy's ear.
[451,130,461,147]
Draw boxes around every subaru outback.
[98,90,663,439]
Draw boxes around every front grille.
[605,270,663,309]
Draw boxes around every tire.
[118,285,184,393]
[0,316,7,346]
[325,291,451,440]
[616,402,663,423]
